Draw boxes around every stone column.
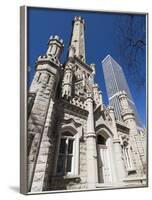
[108,106,127,182]
[86,93,98,189]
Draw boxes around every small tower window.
[97,135,106,145]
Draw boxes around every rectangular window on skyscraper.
[20,6,148,195]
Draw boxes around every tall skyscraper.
[102,55,141,127]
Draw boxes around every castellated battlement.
[36,54,61,66]
[73,16,85,24]
[48,35,64,46]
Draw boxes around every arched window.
[56,132,75,175]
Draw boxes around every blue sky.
[27,7,146,127]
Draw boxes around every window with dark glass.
[97,135,106,145]
[57,133,74,175]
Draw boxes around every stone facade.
[27,16,147,192]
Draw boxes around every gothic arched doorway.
[97,134,112,184]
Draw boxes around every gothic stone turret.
[118,91,146,177]
[28,35,64,192]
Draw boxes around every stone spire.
[68,16,86,62]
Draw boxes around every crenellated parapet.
[73,16,85,24]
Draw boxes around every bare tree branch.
[115,15,146,90]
